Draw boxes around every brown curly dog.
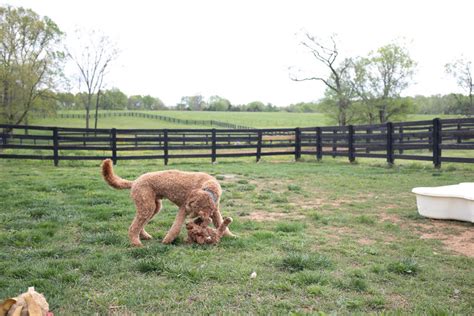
[186,216,233,245]
[101,159,233,246]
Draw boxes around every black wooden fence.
[33,111,250,129]
[1,118,473,167]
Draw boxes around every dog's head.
[185,189,217,220]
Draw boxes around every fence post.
[332,129,337,158]
[256,130,262,162]
[348,125,355,163]
[53,127,59,166]
[386,122,394,165]
[398,126,404,154]
[294,128,301,161]
[1,128,7,146]
[111,128,117,165]
[316,127,322,161]
[457,123,462,144]
[366,128,372,153]
[432,118,442,168]
[211,128,217,163]
[163,129,169,165]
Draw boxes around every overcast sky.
[5,0,474,107]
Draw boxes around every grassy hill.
[27,111,462,129]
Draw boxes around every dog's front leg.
[162,206,187,244]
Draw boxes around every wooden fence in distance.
[1,118,473,167]
[33,111,251,129]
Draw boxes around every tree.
[445,57,473,116]
[0,5,63,124]
[142,95,165,110]
[246,101,265,112]
[67,29,118,128]
[206,95,231,111]
[352,43,416,123]
[102,88,127,110]
[291,33,353,125]
[178,95,206,111]
[56,92,76,110]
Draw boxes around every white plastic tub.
[412,182,474,223]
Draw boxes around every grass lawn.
[31,111,462,129]
[0,157,473,314]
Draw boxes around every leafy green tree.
[128,95,142,110]
[206,95,231,111]
[0,5,63,124]
[56,92,76,110]
[445,57,473,116]
[102,88,127,110]
[178,95,206,111]
[246,101,265,112]
[142,95,165,110]
[351,43,416,123]
[285,102,321,113]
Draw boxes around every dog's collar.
[203,188,218,204]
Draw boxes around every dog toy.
[186,216,233,245]
[0,287,51,316]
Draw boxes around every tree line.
[1,6,472,127]
[290,33,473,125]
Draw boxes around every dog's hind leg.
[129,189,156,247]
[211,203,235,237]
[140,199,162,240]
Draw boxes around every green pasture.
[28,111,461,129]
[0,157,473,314]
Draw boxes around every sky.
[5,0,474,107]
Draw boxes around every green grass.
[29,110,461,129]
[1,157,473,314]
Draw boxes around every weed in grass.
[277,252,332,272]
[309,212,321,221]
[365,297,386,310]
[275,222,305,233]
[387,257,419,275]
[271,194,289,203]
[287,184,302,192]
[136,258,166,274]
[289,270,327,285]
[348,277,368,292]
[129,243,171,259]
[355,215,376,225]
[237,184,256,191]
[237,179,249,184]
[251,231,275,240]
[306,285,323,296]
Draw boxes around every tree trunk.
[379,108,386,123]
[94,89,101,129]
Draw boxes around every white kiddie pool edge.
[412,182,474,223]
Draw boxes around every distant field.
[27,111,462,129]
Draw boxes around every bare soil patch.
[241,211,305,222]
[417,220,474,257]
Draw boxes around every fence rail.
[33,111,251,129]
[1,118,473,167]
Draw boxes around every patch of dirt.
[219,174,237,180]
[241,211,305,222]
[419,223,474,258]
[379,212,403,224]
[387,293,410,310]
[357,238,375,245]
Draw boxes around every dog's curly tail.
[101,159,133,189]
